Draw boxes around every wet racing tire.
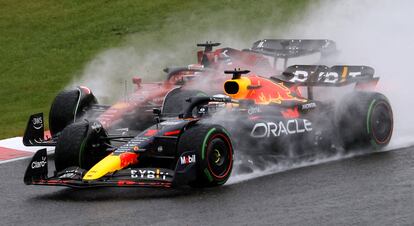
[49,87,97,136]
[178,124,233,187]
[337,91,393,150]
[54,121,108,172]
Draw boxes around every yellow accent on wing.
[341,66,348,82]
[83,154,121,181]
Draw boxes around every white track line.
[0,137,54,164]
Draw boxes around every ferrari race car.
[24,65,393,188]
[22,39,337,148]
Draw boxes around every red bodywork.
[197,47,272,73]
[94,47,275,130]
[96,82,175,128]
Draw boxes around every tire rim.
[206,134,232,179]
[371,101,393,144]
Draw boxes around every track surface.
[1,147,414,225]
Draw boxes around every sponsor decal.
[210,96,231,102]
[248,106,261,115]
[251,119,312,138]
[131,169,169,180]
[289,70,341,84]
[32,117,43,130]
[31,156,47,169]
[116,137,149,152]
[289,68,364,84]
[180,154,196,165]
[301,102,317,110]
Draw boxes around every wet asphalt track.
[1,147,414,226]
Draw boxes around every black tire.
[49,88,97,136]
[178,124,233,187]
[162,88,207,116]
[54,121,108,172]
[336,91,393,150]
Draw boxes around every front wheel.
[54,121,109,172]
[178,124,233,187]
[49,86,97,136]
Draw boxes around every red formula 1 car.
[23,39,337,148]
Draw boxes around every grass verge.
[0,0,310,138]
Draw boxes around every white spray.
[230,0,414,184]
[69,0,414,184]
[281,0,414,149]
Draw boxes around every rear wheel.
[49,87,97,136]
[54,121,108,172]
[178,124,233,187]
[336,92,393,150]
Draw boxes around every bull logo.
[246,76,306,104]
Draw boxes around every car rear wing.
[246,39,337,70]
[249,39,337,58]
[279,65,376,85]
[272,65,379,99]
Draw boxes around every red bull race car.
[23,65,393,188]
[22,39,337,148]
